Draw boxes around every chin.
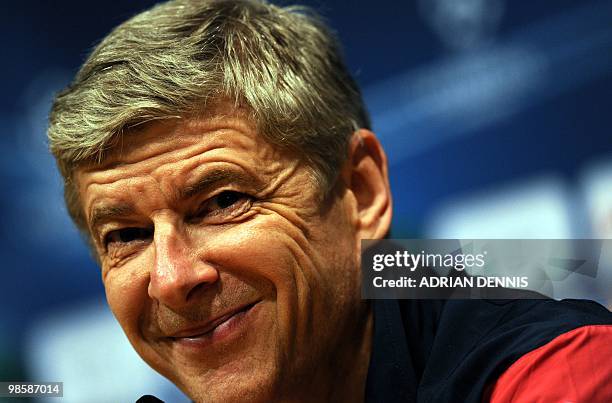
[181,364,280,403]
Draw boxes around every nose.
[148,222,218,309]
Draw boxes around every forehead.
[79,105,287,171]
[81,97,281,171]
[90,112,267,168]
[75,112,293,222]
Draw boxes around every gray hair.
[48,0,370,232]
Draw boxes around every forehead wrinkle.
[89,137,223,176]
[93,117,258,171]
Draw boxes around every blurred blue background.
[2,0,612,401]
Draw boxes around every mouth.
[167,301,260,348]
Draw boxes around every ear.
[342,129,392,240]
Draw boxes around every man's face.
[76,109,369,401]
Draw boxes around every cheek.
[103,262,176,379]
[203,224,298,279]
[103,266,149,341]
[199,221,305,315]
[197,217,327,342]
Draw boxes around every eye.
[104,227,153,248]
[216,191,243,209]
[193,190,252,222]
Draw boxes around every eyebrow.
[88,168,264,235]
[89,203,136,235]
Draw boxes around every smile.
[168,301,260,349]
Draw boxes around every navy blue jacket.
[365,296,612,402]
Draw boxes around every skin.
[76,106,392,402]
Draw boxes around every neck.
[281,301,374,403]
[329,303,374,402]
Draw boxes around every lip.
[167,301,260,348]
